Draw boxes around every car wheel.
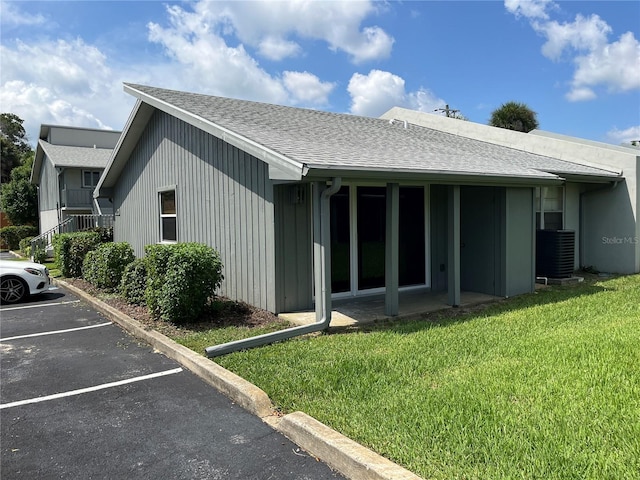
[0,276,28,304]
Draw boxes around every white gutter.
[205,177,342,357]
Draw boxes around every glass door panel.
[399,187,425,286]
[357,186,386,290]
[330,186,351,293]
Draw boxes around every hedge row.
[83,242,135,290]
[0,225,38,250]
[65,238,223,324]
[53,231,102,278]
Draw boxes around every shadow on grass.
[327,276,617,337]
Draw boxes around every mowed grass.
[178,275,640,479]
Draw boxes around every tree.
[0,113,30,154]
[0,151,39,226]
[489,101,539,133]
[1,113,31,184]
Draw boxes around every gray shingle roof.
[124,84,620,182]
[39,140,112,169]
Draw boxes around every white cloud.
[564,87,596,102]
[504,0,553,20]
[0,2,47,27]
[570,32,640,95]
[606,125,640,145]
[258,36,302,61]
[282,71,335,105]
[347,70,445,117]
[506,1,640,101]
[173,0,394,64]
[536,14,611,61]
[0,37,135,142]
[147,6,290,104]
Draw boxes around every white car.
[0,259,51,304]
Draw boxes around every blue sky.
[1,0,638,146]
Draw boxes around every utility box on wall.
[536,229,575,278]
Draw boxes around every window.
[536,186,564,230]
[159,190,177,242]
[82,170,101,188]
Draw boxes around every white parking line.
[0,300,80,311]
[0,322,113,342]
[0,368,183,410]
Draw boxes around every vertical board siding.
[39,157,59,211]
[274,184,313,312]
[113,110,277,311]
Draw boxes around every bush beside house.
[120,258,148,305]
[144,243,224,323]
[56,237,224,324]
[53,231,103,278]
[82,242,135,290]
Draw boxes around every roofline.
[304,167,566,186]
[96,99,153,196]
[39,124,121,140]
[94,83,307,194]
[381,107,626,176]
[30,139,46,184]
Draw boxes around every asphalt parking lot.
[0,287,343,479]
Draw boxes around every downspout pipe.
[205,177,342,358]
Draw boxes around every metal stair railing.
[30,214,115,257]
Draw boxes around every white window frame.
[331,182,430,299]
[536,186,565,230]
[158,186,177,243]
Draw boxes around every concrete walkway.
[280,289,500,327]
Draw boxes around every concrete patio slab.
[279,289,500,327]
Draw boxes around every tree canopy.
[1,113,31,184]
[1,113,30,154]
[0,151,38,226]
[1,113,37,226]
[489,102,539,133]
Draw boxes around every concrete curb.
[275,412,423,480]
[54,279,423,480]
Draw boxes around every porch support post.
[313,180,338,324]
[313,182,325,323]
[448,185,461,307]
[385,183,400,316]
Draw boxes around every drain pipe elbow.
[205,178,342,358]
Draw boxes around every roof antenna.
[434,104,459,118]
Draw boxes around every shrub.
[89,226,113,243]
[0,225,38,250]
[83,242,135,290]
[120,258,148,305]
[144,243,223,323]
[19,236,33,257]
[53,231,101,278]
[32,243,47,264]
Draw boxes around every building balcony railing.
[61,188,93,209]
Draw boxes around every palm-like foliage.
[489,101,539,132]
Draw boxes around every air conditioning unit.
[536,230,575,278]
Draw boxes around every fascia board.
[124,84,304,181]
[304,167,565,187]
[95,99,153,196]
[30,141,45,184]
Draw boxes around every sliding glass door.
[330,185,426,295]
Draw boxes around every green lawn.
[177,275,640,479]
